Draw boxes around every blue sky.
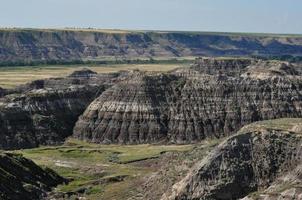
[0,0,301,34]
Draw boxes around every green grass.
[14,138,194,199]
[9,118,302,199]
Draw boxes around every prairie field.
[0,63,186,88]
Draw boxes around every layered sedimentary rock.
[74,58,302,144]
[0,152,66,200]
[191,57,253,76]
[164,118,302,200]
[68,68,97,78]
[0,86,100,149]
[1,29,302,64]
[2,58,302,148]
[0,69,122,149]
[74,71,177,143]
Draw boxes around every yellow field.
[0,63,185,88]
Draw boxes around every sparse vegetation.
[14,138,194,199]
[238,118,302,134]
[0,62,190,88]
[0,56,194,67]
[252,55,302,62]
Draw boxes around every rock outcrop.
[0,152,66,200]
[0,86,101,149]
[0,69,122,149]
[164,118,302,200]
[2,58,302,148]
[241,60,300,79]
[73,71,177,144]
[191,57,253,76]
[73,58,302,144]
[68,68,97,78]
[0,87,6,97]
[1,29,302,64]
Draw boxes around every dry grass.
[238,118,302,134]
[0,63,185,88]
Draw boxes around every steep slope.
[0,86,99,149]
[0,87,7,97]
[73,70,177,144]
[0,152,66,200]
[1,29,302,64]
[1,58,302,148]
[164,118,302,200]
[0,69,121,149]
[73,58,302,144]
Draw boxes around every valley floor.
[5,119,302,200]
[14,138,220,200]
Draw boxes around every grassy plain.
[0,63,187,88]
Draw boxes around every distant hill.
[0,28,302,65]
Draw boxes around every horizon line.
[0,26,301,37]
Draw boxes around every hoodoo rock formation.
[73,58,302,144]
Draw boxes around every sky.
[0,0,301,34]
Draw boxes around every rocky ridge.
[1,58,302,199]
[1,58,302,149]
[1,29,302,64]
[163,118,302,200]
[0,69,125,149]
[73,58,302,144]
[0,152,66,200]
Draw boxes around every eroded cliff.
[164,118,302,200]
[1,29,302,64]
[0,69,122,149]
[73,58,302,144]
[1,58,302,149]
